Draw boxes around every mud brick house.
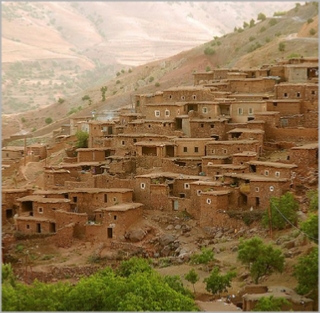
[205,164,248,178]
[223,173,290,209]
[231,151,258,166]
[2,188,31,223]
[206,139,261,156]
[69,116,92,135]
[227,128,265,145]
[230,100,267,123]
[76,147,108,163]
[289,143,318,169]
[88,120,116,148]
[173,138,211,157]
[187,117,229,139]
[90,202,144,241]
[44,168,78,189]
[246,161,298,181]
[2,146,24,163]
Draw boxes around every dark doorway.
[49,223,56,233]
[36,223,41,233]
[255,197,260,207]
[6,209,13,219]
[107,227,113,238]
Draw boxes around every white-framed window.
[270,186,274,192]
[202,107,208,114]
[155,110,160,117]
[248,108,254,115]
[194,147,199,153]
[197,190,201,196]
[38,207,43,213]
[141,183,146,189]
[165,109,170,117]
[238,108,243,115]
[275,171,280,177]
[255,187,260,192]
[183,147,188,152]
[184,183,190,189]
[264,170,269,176]
[206,198,211,204]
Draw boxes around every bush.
[58,97,65,104]
[45,117,53,124]
[260,26,266,33]
[307,18,314,24]
[155,82,160,87]
[269,18,277,26]
[204,47,216,55]
[309,28,316,36]
[206,66,211,72]
[249,36,256,42]
[278,42,286,52]
[148,76,154,82]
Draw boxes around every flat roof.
[17,195,71,203]
[201,190,231,195]
[189,181,223,186]
[68,188,133,193]
[95,202,143,212]
[247,161,298,168]
[134,141,176,147]
[291,143,318,150]
[224,173,288,182]
[206,139,259,145]
[227,128,265,134]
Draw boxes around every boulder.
[126,229,146,242]
[159,234,176,246]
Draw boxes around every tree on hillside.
[190,247,214,271]
[237,237,285,284]
[253,296,290,311]
[257,12,267,21]
[300,214,318,243]
[100,86,108,101]
[249,18,255,28]
[45,117,53,124]
[75,130,89,148]
[184,268,199,293]
[293,247,318,296]
[203,267,236,297]
[243,21,249,28]
[307,189,318,212]
[262,192,299,230]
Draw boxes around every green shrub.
[204,47,216,55]
[309,28,316,36]
[45,117,53,124]
[269,18,277,26]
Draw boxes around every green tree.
[185,268,199,293]
[237,237,285,283]
[190,247,214,271]
[307,189,318,212]
[253,295,290,311]
[58,97,65,104]
[300,214,318,243]
[116,257,152,277]
[100,86,107,101]
[257,12,266,21]
[249,18,255,28]
[204,47,215,55]
[45,117,53,124]
[293,247,318,295]
[278,42,286,51]
[243,21,249,28]
[309,28,316,36]
[206,66,211,72]
[203,267,236,297]
[262,192,299,230]
[75,130,89,148]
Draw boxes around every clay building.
[2,146,24,162]
[205,163,248,178]
[205,140,261,157]
[91,202,144,241]
[173,138,212,157]
[289,143,318,168]
[187,117,229,139]
[223,173,290,209]
[227,128,265,145]
[284,63,318,83]
[230,101,267,123]
[231,151,258,165]
[69,116,92,135]
[88,120,116,148]
[2,188,31,223]
[246,161,298,180]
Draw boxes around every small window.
[183,147,188,153]
[179,193,186,198]
[181,96,185,100]
[311,90,316,95]
[255,187,260,192]
[275,171,280,177]
[121,140,125,146]
[165,109,170,117]
[141,183,146,189]
[197,190,201,196]
[200,123,204,128]
[270,186,274,191]
[238,108,243,115]
[133,139,137,143]
[264,170,269,176]
[104,194,108,202]
[169,95,172,99]
[194,147,199,153]
[206,198,211,204]
[193,95,196,100]
[202,107,208,114]
[73,197,77,203]
[296,92,300,98]
[39,207,43,213]
[210,124,214,128]
[284,93,288,98]
[113,197,117,202]
[248,108,253,115]
[26,224,30,229]
[114,215,117,220]
[212,149,215,154]
[223,149,227,154]
[155,110,160,117]
[184,183,190,189]
[273,102,278,107]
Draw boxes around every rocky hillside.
[2,2,318,140]
[2,1,305,115]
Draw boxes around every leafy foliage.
[257,13,266,21]
[190,247,214,268]
[278,42,286,51]
[2,258,197,311]
[203,267,236,296]
[307,190,318,212]
[75,130,89,148]
[294,247,318,295]
[262,192,299,230]
[100,86,107,101]
[237,237,284,283]
[300,214,318,243]
[253,295,290,311]
[185,268,199,293]
[45,117,53,124]
[204,47,216,55]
